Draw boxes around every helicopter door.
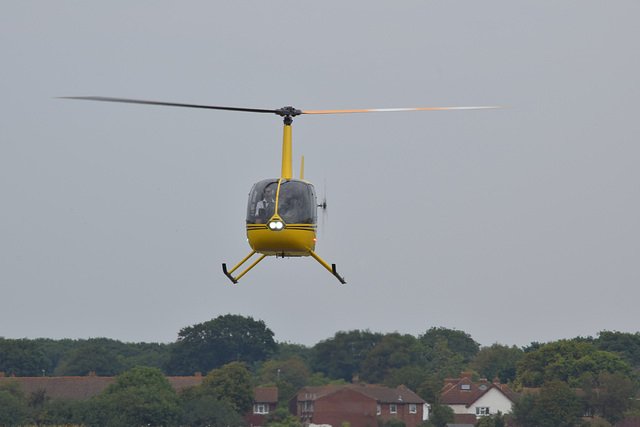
[276,179,317,224]
[247,179,278,224]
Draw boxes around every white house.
[440,372,517,420]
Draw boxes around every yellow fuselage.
[247,222,316,256]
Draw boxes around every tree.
[259,358,311,402]
[88,366,181,426]
[475,412,505,427]
[180,393,244,427]
[468,343,523,383]
[383,365,431,391]
[422,402,454,427]
[0,380,27,427]
[311,329,383,381]
[54,344,124,376]
[201,361,254,414]
[516,340,632,387]
[582,371,638,425]
[422,338,465,379]
[511,381,583,427]
[166,314,277,375]
[360,333,420,384]
[263,407,302,427]
[0,390,27,427]
[418,327,479,363]
[0,338,51,376]
[594,330,640,368]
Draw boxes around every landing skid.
[222,250,345,284]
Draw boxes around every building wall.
[244,402,277,427]
[469,388,513,416]
[306,388,378,427]
[295,388,424,427]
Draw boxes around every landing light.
[268,221,284,230]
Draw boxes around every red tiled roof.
[1,376,115,400]
[0,375,204,400]
[254,387,278,403]
[294,384,424,404]
[440,377,482,405]
[166,376,204,390]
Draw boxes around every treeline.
[0,363,259,426]
[1,314,640,426]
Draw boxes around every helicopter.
[60,96,505,284]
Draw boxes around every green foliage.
[275,342,313,364]
[516,340,633,387]
[419,327,480,363]
[475,411,505,427]
[201,361,255,414]
[90,366,181,426]
[384,418,406,427]
[0,390,27,426]
[38,398,88,426]
[166,314,277,375]
[581,371,638,425]
[422,402,454,427]
[383,365,431,391]
[258,356,315,403]
[422,337,465,379]
[360,333,419,384]
[416,376,444,404]
[54,343,124,376]
[311,329,384,381]
[511,381,583,427]
[260,358,311,390]
[594,330,640,368]
[263,407,302,427]
[36,337,171,375]
[468,343,523,383]
[0,338,51,376]
[180,393,244,427]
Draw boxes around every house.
[244,387,278,427]
[441,372,517,422]
[290,384,425,427]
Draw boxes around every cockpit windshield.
[247,179,317,225]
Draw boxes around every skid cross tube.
[222,251,267,284]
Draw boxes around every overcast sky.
[2,1,639,349]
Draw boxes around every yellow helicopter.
[61,96,505,284]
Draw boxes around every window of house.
[377,404,381,415]
[254,404,269,414]
[390,404,397,414]
[461,384,471,390]
[302,401,314,413]
[476,407,490,416]
[409,404,417,414]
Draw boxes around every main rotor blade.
[58,96,279,115]
[301,106,508,114]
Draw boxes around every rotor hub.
[275,106,302,125]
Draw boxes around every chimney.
[493,376,500,385]
[461,371,472,380]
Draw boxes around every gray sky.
[2,1,639,349]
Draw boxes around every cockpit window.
[277,180,316,224]
[246,179,317,225]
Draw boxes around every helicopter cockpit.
[247,179,317,225]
